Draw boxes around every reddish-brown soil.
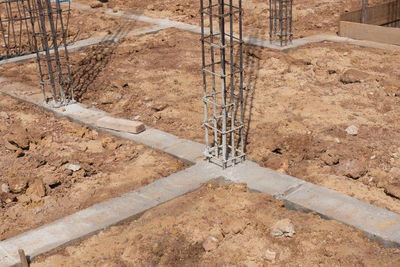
[0,5,145,57]
[77,0,391,38]
[0,94,185,240]
[2,25,400,214]
[1,1,400,264]
[33,182,400,266]
[53,28,400,215]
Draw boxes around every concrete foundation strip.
[1,3,399,67]
[0,24,169,66]
[1,80,400,266]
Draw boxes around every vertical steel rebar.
[362,0,368,23]
[200,0,209,154]
[201,0,245,168]
[269,0,293,46]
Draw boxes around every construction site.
[0,0,400,266]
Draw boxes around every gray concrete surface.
[0,162,220,267]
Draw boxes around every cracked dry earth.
[0,94,185,240]
[33,182,400,266]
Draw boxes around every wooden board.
[340,0,400,25]
[339,21,400,45]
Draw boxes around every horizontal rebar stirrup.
[201,0,245,168]
[269,0,292,46]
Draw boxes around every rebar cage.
[0,0,73,106]
[28,0,73,105]
[200,0,245,169]
[0,0,35,59]
[269,0,293,46]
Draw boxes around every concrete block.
[284,183,400,247]
[96,116,145,134]
[163,139,204,165]
[224,160,305,197]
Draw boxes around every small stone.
[134,115,141,120]
[1,183,10,193]
[0,111,9,119]
[306,8,315,14]
[202,236,219,251]
[345,125,358,136]
[65,163,81,172]
[271,218,295,237]
[265,250,276,261]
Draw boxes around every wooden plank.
[340,0,400,25]
[339,21,400,45]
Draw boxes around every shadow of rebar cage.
[0,0,73,106]
[269,0,293,46]
[200,0,245,169]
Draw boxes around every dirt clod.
[340,69,369,84]
[8,176,28,193]
[26,179,46,203]
[221,218,247,235]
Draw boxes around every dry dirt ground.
[0,94,185,240]
[78,0,390,38]
[33,182,400,266]
[0,6,143,57]
[39,28,399,215]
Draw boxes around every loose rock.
[1,183,10,193]
[0,111,9,119]
[271,218,295,237]
[202,236,219,251]
[345,125,358,136]
[265,249,277,261]
[65,163,81,172]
